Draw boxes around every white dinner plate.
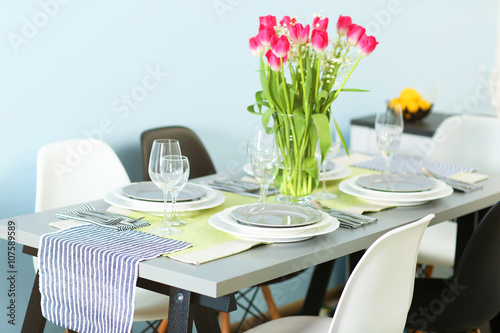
[339,176,453,206]
[219,206,331,236]
[121,182,206,202]
[230,203,323,228]
[209,209,339,243]
[104,183,225,213]
[347,175,448,200]
[321,164,352,181]
[356,174,436,192]
[243,162,351,181]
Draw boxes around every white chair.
[417,115,500,273]
[35,138,170,332]
[245,214,434,333]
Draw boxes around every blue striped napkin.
[39,225,192,333]
[352,154,476,178]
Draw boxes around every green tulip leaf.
[312,113,331,163]
[262,108,276,129]
[333,117,349,156]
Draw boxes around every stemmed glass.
[375,105,404,173]
[166,156,190,226]
[313,131,341,200]
[248,126,278,203]
[148,139,183,236]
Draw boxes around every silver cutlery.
[56,205,150,231]
[208,180,279,198]
[420,167,483,193]
[300,200,377,229]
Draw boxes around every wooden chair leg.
[260,285,280,320]
[219,312,231,333]
[157,318,168,333]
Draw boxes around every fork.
[300,201,377,229]
[309,200,378,223]
[420,167,483,193]
[56,205,149,230]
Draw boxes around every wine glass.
[166,156,190,226]
[313,130,341,200]
[375,105,404,173]
[148,139,183,236]
[248,126,278,203]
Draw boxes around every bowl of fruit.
[389,88,432,121]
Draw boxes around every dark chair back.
[141,126,216,180]
[406,201,500,332]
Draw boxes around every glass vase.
[273,113,320,203]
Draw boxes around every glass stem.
[384,154,391,173]
[260,185,268,203]
[171,192,177,220]
[162,189,169,226]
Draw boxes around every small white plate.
[219,206,331,236]
[121,182,206,202]
[104,183,225,213]
[356,174,436,192]
[243,162,351,181]
[230,203,323,228]
[338,177,453,206]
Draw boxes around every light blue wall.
[0,0,497,332]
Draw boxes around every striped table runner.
[351,154,476,177]
[38,225,192,333]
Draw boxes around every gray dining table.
[1,173,499,333]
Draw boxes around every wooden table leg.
[299,260,336,316]
[21,272,46,333]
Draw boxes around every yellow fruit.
[406,101,419,113]
[400,88,422,101]
[389,98,402,110]
[419,99,431,110]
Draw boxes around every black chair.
[141,126,216,180]
[406,201,500,333]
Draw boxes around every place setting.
[339,106,454,206]
[104,140,225,223]
[208,203,340,243]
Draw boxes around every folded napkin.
[39,225,192,333]
[352,154,476,178]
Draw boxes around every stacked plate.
[339,174,453,206]
[208,203,340,243]
[243,160,351,181]
[104,182,225,215]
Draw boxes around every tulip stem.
[333,55,361,100]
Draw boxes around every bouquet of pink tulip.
[248,13,378,200]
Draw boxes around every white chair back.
[35,139,130,212]
[328,214,433,333]
[427,115,500,175]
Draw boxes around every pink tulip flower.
[270,35,290,58]
[249,36,266,57]
[258,25,276,46]
[312,16,329,31]
[311,29,329,52]
[266,49,286,71]
[358,34,378,57]
[280,15,296,27]
[336,15,352,36]
[346,24,366,46]
[259,15,277,27]
[289,23,310,45]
